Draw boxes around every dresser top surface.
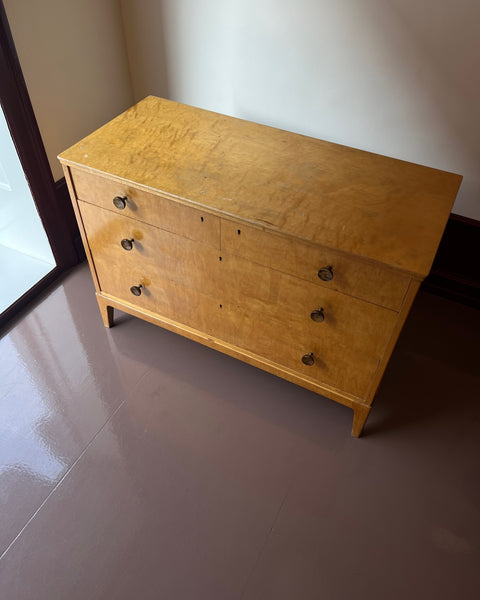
[59,96,461,276]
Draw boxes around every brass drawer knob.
[302,352,315,366]
[121,238,134,251]
[130,284,143,296]
[113,196,127,210]
[318,266,333,281]
[310,308,325,322]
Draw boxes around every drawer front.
[91,252,377,398]
[99,262,226,339]
[71,167,220,248]
[79,203,384,398]
[218,307,379,398]
[217,253,397,359]
[93,251,377,398]
[79,201,223,297]
[80,201,395,366]
[221,220,410,311]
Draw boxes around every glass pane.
[0,104,55,314]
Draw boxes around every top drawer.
[221,220,410,311]
[69,167,220,248]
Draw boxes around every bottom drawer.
[97,259,379,399]
[218,306,380,399]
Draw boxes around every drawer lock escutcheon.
[121,238,135,251]
[301,352,315,366]
[130,284,143,296]
[310,308,325,323]
[318,266,334,281]
[113,196,128,210]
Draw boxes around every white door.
[0,103,55,314]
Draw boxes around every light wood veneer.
[59,96,462,436]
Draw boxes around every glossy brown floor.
[0,263,479,600]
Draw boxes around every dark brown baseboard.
[422,213,480,309]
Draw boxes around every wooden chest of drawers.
[58,96,461,436]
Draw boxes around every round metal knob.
[318,266,333,282]
[113,196,127,210]
[121,238,134,251]
[302,352,315,366]
[130,284,143,296]
[310,308,325,323]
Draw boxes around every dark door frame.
[0,1,80,330]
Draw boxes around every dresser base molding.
[96,292,372,436]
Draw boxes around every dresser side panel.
[61,165,101,293]
[365,279,422,404]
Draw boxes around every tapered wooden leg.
[352,404,371,437]
[96,295,114,328]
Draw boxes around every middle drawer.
[221,219,410,311]
[79,200,223,296]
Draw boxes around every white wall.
[4,0,478,219]
[4,0,134,181]
[121,0,480,220]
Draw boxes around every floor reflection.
[0,266,132,554]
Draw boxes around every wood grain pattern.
[71,166,220,248]
[217,303,379,398]
[79,200,381,397]
[58,96,462,436]
[221,219,410,310]
[217,252,398,358]
[95,276,378,398]
[59,96,462,276]
[79,200,397,362]
[95,291,370,416]
[84,218,380,397]
[78,200,224,298]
